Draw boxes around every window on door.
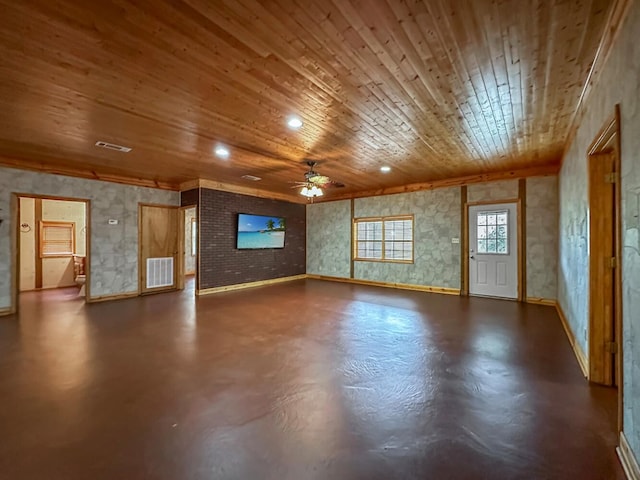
[476,210,509,254]
[354,215,414,263]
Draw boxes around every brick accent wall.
[199,188,305,289]
[180,189,199,207]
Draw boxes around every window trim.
[353,214,414,264]
[39,220,76,258]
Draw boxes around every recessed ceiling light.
[380,166,391,173]
[287,116,303,129]
[215,145,230,159]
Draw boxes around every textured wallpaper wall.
[468,180,518,203]
[559,0,640,461]
[353,188,461,288]
[308,179,558,294]
[306,200,351,278]
[0,167,179,308]
[526,177,558,300]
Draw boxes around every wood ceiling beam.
[320,163,560,202]
[0,156,178,191]
[180,179,307,204]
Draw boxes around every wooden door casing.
[588,153,616,386]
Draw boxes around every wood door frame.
[177,205,196,290]
[138,203,183,295]
[587,105,623,431]
[10,193,91,314]
[181,205,198,278]
[463,197,524,301]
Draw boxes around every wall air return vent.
[95,141,132,153]
[146,257,174,289]
[241,175,262,181]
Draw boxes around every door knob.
[470,255,475,259]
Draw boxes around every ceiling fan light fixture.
[287,116,303,130]
[300,185,323,198]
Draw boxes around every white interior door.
[469,203,518,299]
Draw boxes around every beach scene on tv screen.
[237,214,286,249]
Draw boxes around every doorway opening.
[183,206,197,294]
[587,105,622,432]
[14,195,90,309]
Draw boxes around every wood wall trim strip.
[617,431,640,480]
[0,156,178,191]
[306,274,460,296]
[0,307,12,317]
[518,180,526,302]
[525,297,556,306]
[562,0,633,160]
[34,198,42,289]
[555,302,589,378]
[349,198,355,279]
[194,179,305,203]
[197,274,308,296]
[10,194,19,315]
[197,188,201,292]
[460,186,468,296]
[86,291,139,303]
[321,165,560,202]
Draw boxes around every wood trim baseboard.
[197,274,308,296]
[526,297,556,306]
[0,307,14,317]
[306,274,461,296]
[618,431,640,480]
[87,291,139,303]
[555,302,589,378]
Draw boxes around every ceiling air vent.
[95,141,132,153]
[241,174,262,181]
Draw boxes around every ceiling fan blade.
[308,175,331,185]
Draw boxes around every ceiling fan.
[291,161,345,199]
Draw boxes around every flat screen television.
[237,213,286,249]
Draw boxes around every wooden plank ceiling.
[0,0,612,198]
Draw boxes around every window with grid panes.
[476,210,508,254]
[354,215,413,262]
[40,221,75,257]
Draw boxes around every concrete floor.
[0,279,624,479]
